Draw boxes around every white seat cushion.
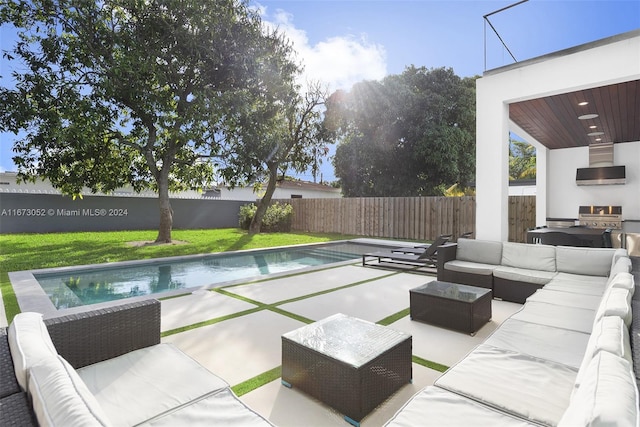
[510,302,596,333]
[526,289,602,310]
[493,266,556,285]
[8,312,58,391]
[137,388,273,427]
[483,318,590,369]
[78,344,229,426]
[443,259,497,276]
[384,386,537,427]
[435,344,578,426]
[29,355,111,427]
[558,352,639,427]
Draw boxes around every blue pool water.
[35,242,383,309]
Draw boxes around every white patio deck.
[159,262,522,427]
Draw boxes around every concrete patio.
[158,262,522,427]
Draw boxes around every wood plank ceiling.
[509,79,640,150]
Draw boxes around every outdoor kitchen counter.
[526,227,605,247]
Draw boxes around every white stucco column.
[475,78,510,241]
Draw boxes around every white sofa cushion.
[443,259,497,276]
[29,355,111,427]
[435,344,578,426]
[609,256,632,279]
[384,386,536,427]
[606,272,635,295]
[77,343,229,426]
[501,242,556,272]
[8,312,58,391]
[558,352,639,427]
[492,266,556,285]
[510,302,596,333]
[137,388,273,426]
[456,238,502,265]
[483,318,590,369]
[594,287,633,327]
[526,289,601,310]
[555,246,615,277]
[575,316,632,389]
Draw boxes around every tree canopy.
[509,138,537,180]
[0,0,300,241]
[326,66,476,197]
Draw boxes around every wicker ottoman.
[281,313,412,426]
[410,281,492,335]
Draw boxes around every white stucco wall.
[476,31,640,241]
[547,141,640,221]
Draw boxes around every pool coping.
[10,238,413,318]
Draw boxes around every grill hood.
[576,142,626,186]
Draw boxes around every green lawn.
[0,228,357,323]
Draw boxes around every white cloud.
[259,7,387,92]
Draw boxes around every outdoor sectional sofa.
[386,240,638,426]
[437,237,630,303]
[0,299,273,426]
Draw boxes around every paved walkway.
[159,263,522,426]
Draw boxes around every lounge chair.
[363,234,452,269]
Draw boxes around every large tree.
[328,66,476,197]
[0,0,298,242]
[216,81,329,234]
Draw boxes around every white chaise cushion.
[29,355,111,427]
[77,343,229,426]
[456,238,502,265]
[501,242,556,272]
[575,316,632,389]
[558,352,639,427]
[8,312,58,391]
[555,246,615,277]
[595,287,633,327]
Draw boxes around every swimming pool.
[33,241,386,309]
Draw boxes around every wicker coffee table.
[410,281,492,335]
[281,313,412,426]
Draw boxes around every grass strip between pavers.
[161,307,263,337]
[230,354,451,396]
[232,366,282,397]
[377,308,410,326]
[412,355,449,373]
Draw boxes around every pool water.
[35,242,382,309]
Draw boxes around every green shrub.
[238,202,293,232]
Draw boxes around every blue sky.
[1,0,639,183]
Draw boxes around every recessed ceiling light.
[579,114,599,120]
[595,138,602,142]
[589,125,597,129]
[588,131,605,136]
[578,101,589,106]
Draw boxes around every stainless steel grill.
[578,206,622,229]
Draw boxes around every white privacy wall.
[476,31,640,241]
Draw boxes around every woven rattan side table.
[281,313,412,426]
[410,281,492,335]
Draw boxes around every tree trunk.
[249,163,279,235]
[156,172,173,243]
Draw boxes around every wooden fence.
[276,196,536,243]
